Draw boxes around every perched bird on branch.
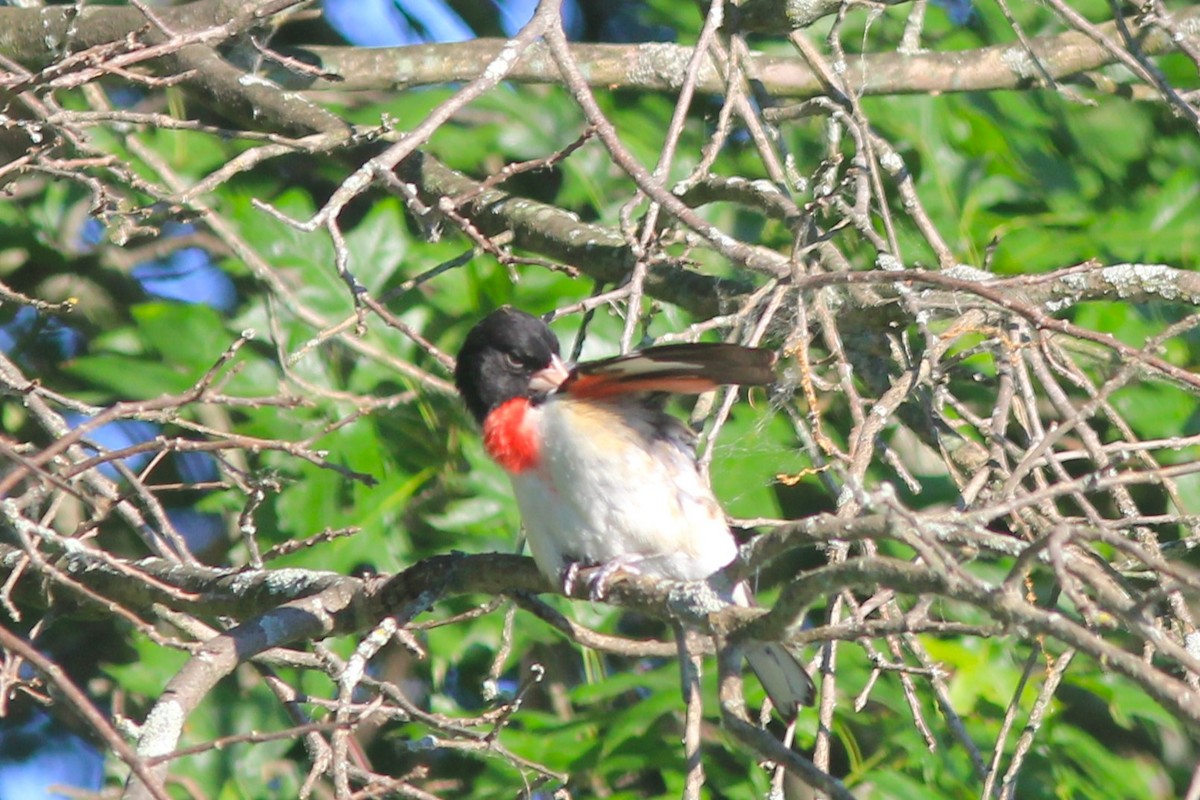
[455,307,813,715]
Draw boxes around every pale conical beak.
[529,354,569,393]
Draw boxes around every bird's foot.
[586,555,645,602]
[560,562,583,596]
[559,557,644,601]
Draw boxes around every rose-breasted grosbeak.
[455,306,813,715]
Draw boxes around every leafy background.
[0,0,1198,798]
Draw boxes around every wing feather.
[564,343,776,399]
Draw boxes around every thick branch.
[285,9,1200,98]
[395,152,749,317]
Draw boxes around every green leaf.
[132,301,231,370]
[65,353,197,396]
[710,407,805,518]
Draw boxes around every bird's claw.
[559,558,642,601]
[560,562,582,596]
[587,559,628,602]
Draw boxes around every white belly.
[510,398,737,583]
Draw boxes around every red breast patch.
[482,398,540,473]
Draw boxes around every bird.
[454,306,814,715]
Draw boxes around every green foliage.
[2,0,1198,798]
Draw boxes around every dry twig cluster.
[1,1,1198,798]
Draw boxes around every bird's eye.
[503,352,523,369]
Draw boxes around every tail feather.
[745,641,814,717]
[724,579,814,716]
